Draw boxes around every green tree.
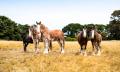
[108,10,120,40]
[0,16,29,40]
[0,16,19,40]
[95,24,108,40]
[62,23,83,37]
[86,24,108,40]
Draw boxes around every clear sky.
[0,0,119,29]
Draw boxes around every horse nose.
[87,32,92,39]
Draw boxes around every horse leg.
[96,42,101,56]
[23,42,29,52]
[80,45,83,55]
[91,41,96,55]
[49,40,52,52]
[58,40,64,53]
[33,39,39,54]
[82,44,87,56]
[84,43,87,56]
[43,38,49,54]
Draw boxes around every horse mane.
[40,24,49,33]
[40,24,46,29]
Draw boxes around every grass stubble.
[0,40,120,72]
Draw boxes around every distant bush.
[65,37,77,41]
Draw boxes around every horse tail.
[49,40,52,50]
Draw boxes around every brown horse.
[36,21,65,54]
[28,24,41,53]
[87,28,102,56]
[77,28,88,56]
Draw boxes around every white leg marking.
[35,48,39,54]
[61,41,64,54]
[61,49,64,54]
[96,49,101,56]
[80,49,83,55]
[92,51,96,56]
[44,39,49,54]
[83,51,87,56]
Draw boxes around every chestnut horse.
[77,28,88,56]
[36,21,65,54]
[87,28,102,56]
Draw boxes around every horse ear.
[39,21,41,24]
[36,21,41,25]
[36,21,38,24]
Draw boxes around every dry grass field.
[0,40,120,72]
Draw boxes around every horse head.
[28,24,41,39]
[87,27,95,39]
[36,21,42,32]
[36,21,48,34]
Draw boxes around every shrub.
[65,37,77,41]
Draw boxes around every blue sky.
[0,0,119,29]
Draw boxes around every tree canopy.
[108,10,120,40]
[62,23,83,37]
[0,16,29,40]
[62,23,108,40]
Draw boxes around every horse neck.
[93,30,99,38]
[41,27,49,33]
[41,27,51,39]
[40,24,49,33]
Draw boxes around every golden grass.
[0,40,120,72]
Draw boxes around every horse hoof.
[61,50,64,54]
[83,53,87,56]
[35,51,39,54]
[43,51,49,54]
[96,51,101,56]
[35,49,40,54]
[96,53,101,56]
[92,52,96,56]
[44,52,48,54]
[80,52,83,55]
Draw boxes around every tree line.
[0,10,120,41]
[0,16,29,40]
[62,23,108,40]
[63,10,120,40]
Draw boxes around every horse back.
[95,32,102,42]
[49,29,64,39]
